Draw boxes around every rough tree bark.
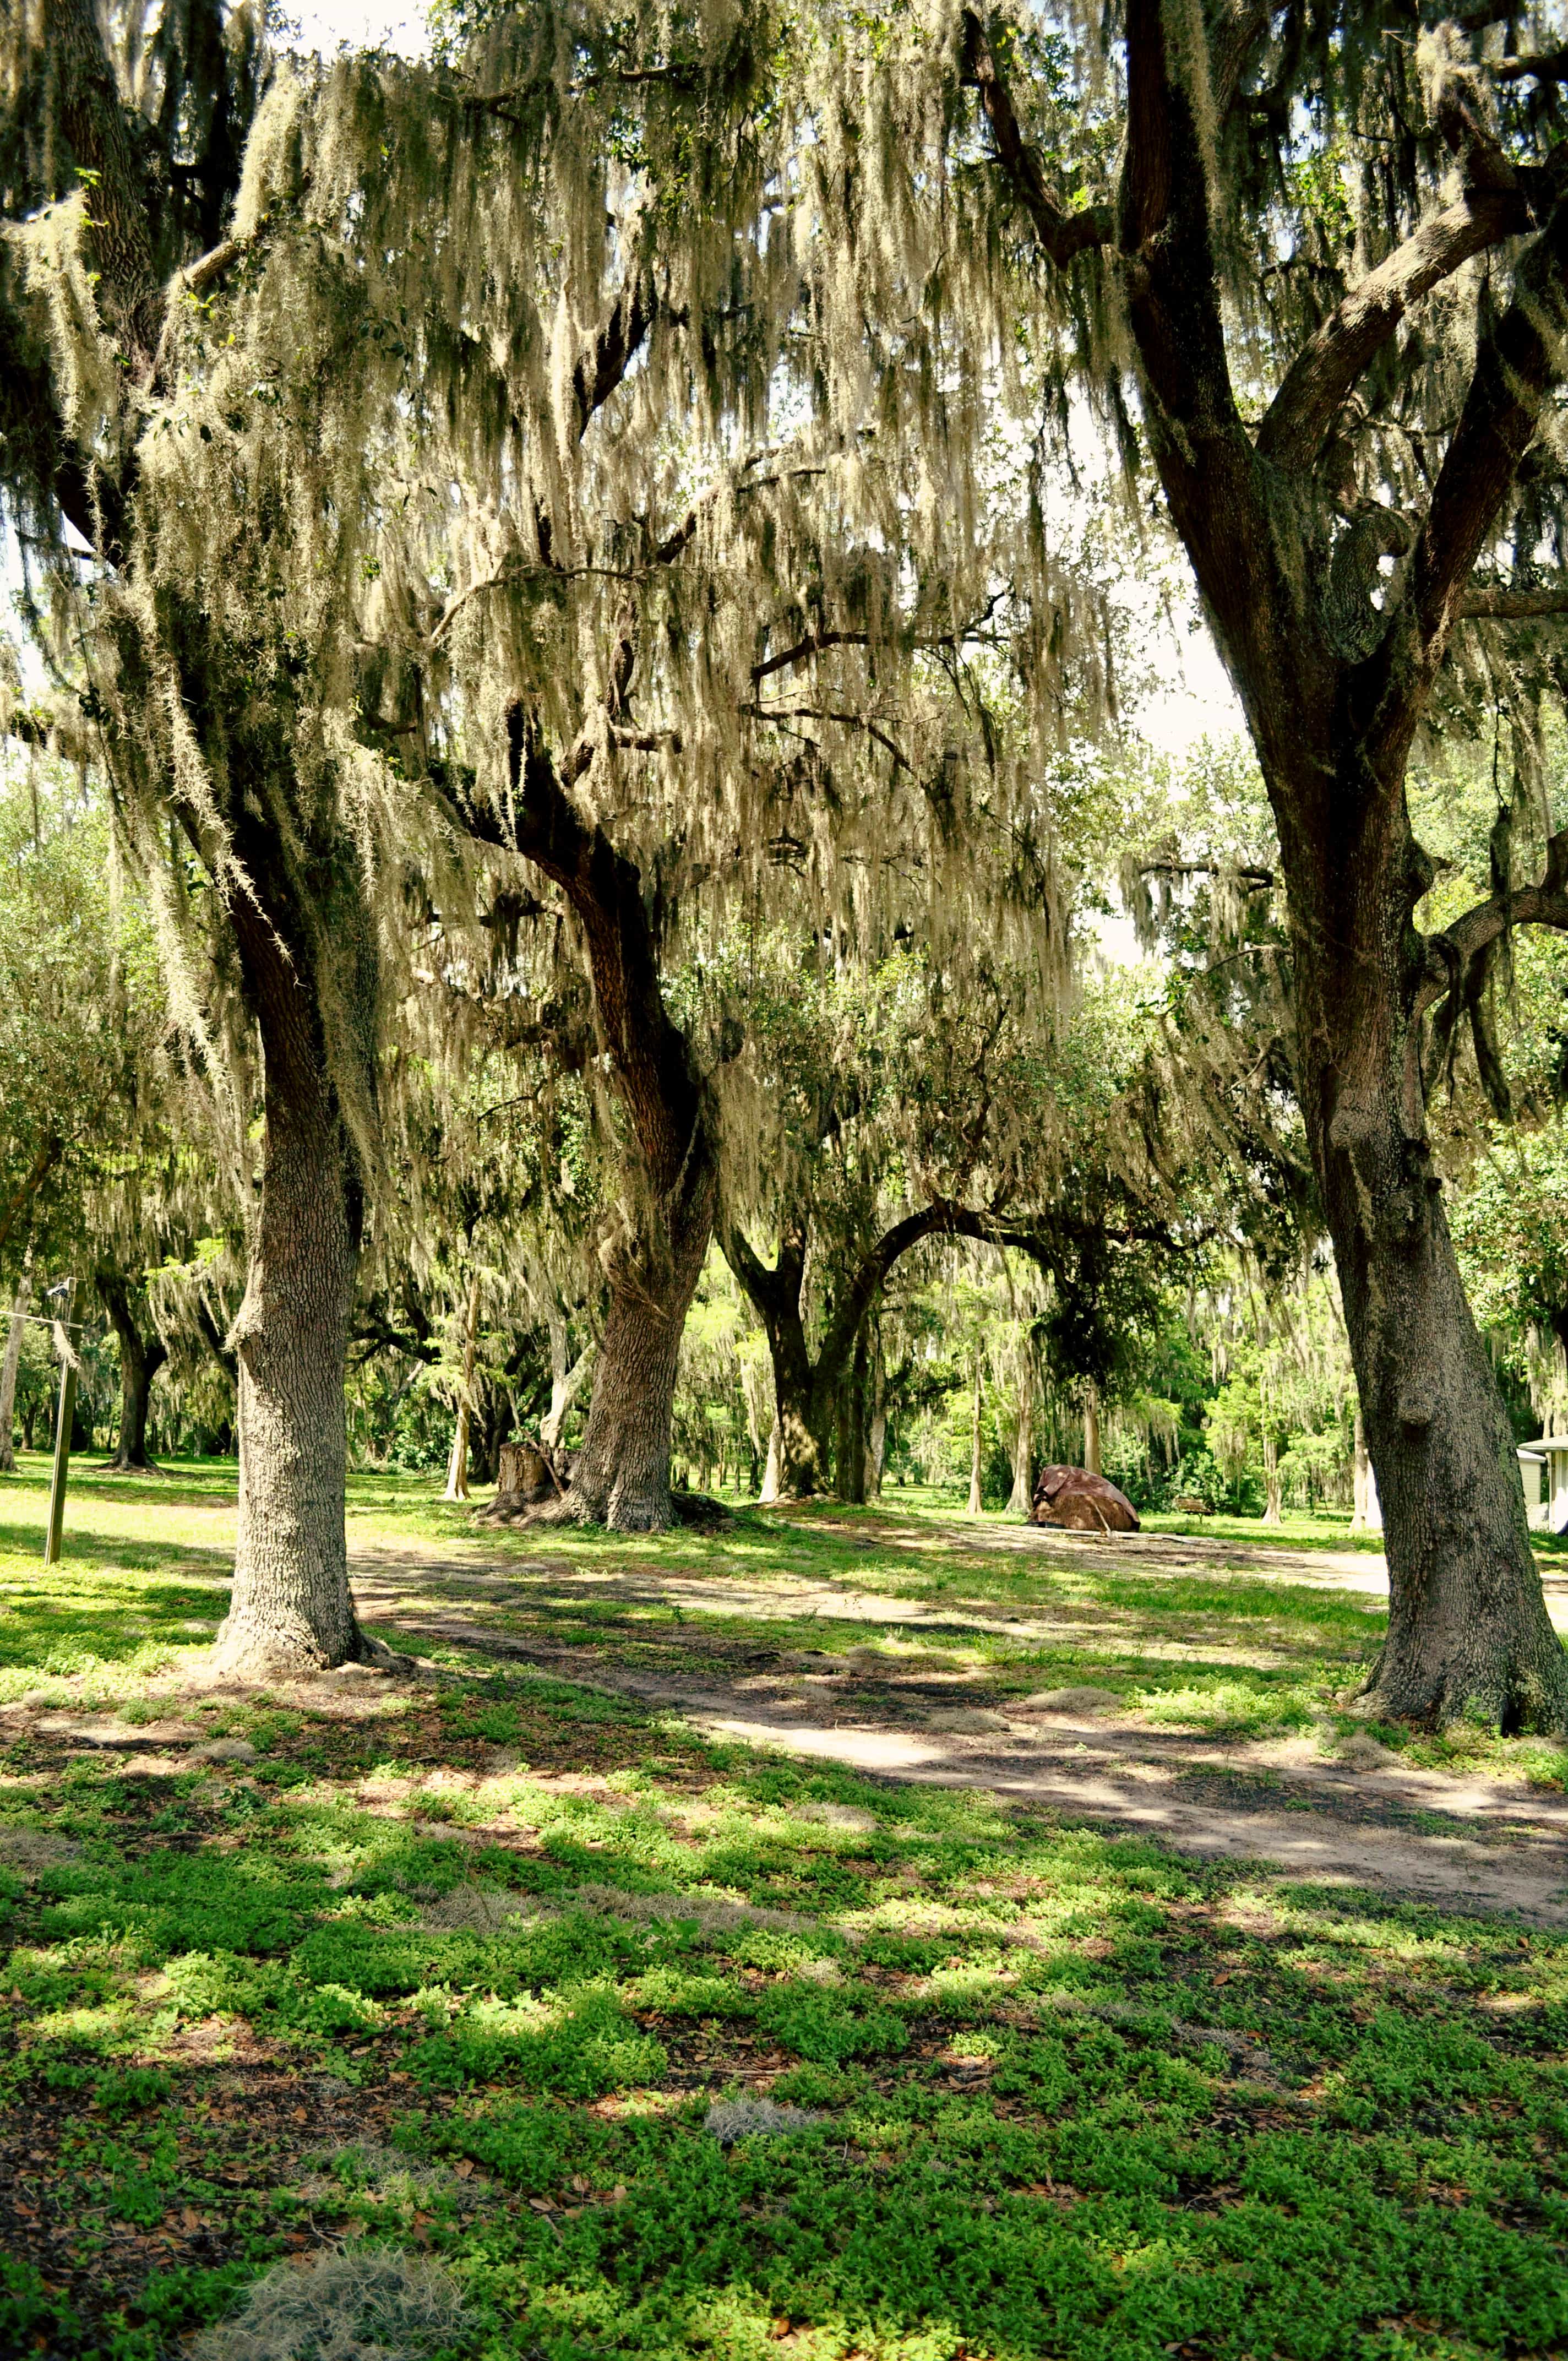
[0,1254,31,1474]
[460,711,717,1531]
[96,1267,166,1472]
[208,840,383,1677]
[2,0,387,1676]
[865,1334,887,1498]
[971,2,1568,1727]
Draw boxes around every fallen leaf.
[453,2159,473,2179]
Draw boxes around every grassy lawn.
[2,1460,1566,2360]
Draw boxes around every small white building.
[1518,1438,1568,1534]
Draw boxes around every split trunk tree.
[726,1200,1054,1500]
[972,1,1568,1727]
[96,1268,166,1472]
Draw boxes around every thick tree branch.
[572,271,657,440]
[1461,583,1568,620]
[1257,189,1536,470]
[0,1133,61,1261]
[1494,47,1568,83]
[1415,828,1568,1022]
[477,710,702,1195]
[1407,198,1568,655]
[959,12,1114,266]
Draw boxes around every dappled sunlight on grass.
[1,1457,1566,2355]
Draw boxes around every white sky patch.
[281,0,429,58]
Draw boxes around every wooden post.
[44,1280,76,1567]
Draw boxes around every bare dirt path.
[347,1522,1568,1927]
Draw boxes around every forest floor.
[2,1460,1566,2360]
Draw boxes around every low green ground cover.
[1,1460,1565,2359]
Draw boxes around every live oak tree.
[336,0,1108,1527]
[0,0,417,1668]
[862,0,1568,1726]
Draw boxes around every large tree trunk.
[209,851,382,1679]
[835,1326,869,1504]
[1087,0,1568,1729]
[563,1161,716,1527]
[486,714,718,1532]
[211,1070,364,1674]
[865,1332,886,1499]
[97,1269,167,1472]
[1297,916,1566,1726]
[0,1255,31,1474]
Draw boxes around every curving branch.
[959,11,1114,267]
[1256,189,1536,471]
[1414,828,1568,1024]
[0,1133,61,1261]
[1406,199,1568,655]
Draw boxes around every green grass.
[1,1458,1566,2359]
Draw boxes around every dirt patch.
[346,1549,1568,1927]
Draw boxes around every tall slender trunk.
[761,1413,782,1502]
[0,1253,32,1475]
[1083,1381,1102,1476]
[1261,1426,1283,1526]
[97,1268,167,1472]
[865,1332,886,1499]
[565,1158,716,1528]
[722,1224,833,1496]
[835,1326,869,1504]
[443,1268,481,1502]
[1008,1374,1033,1517]
[1350,1403,1383,1533]
[967,1337,984,1515]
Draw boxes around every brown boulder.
[1029,1465,1140,1533]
